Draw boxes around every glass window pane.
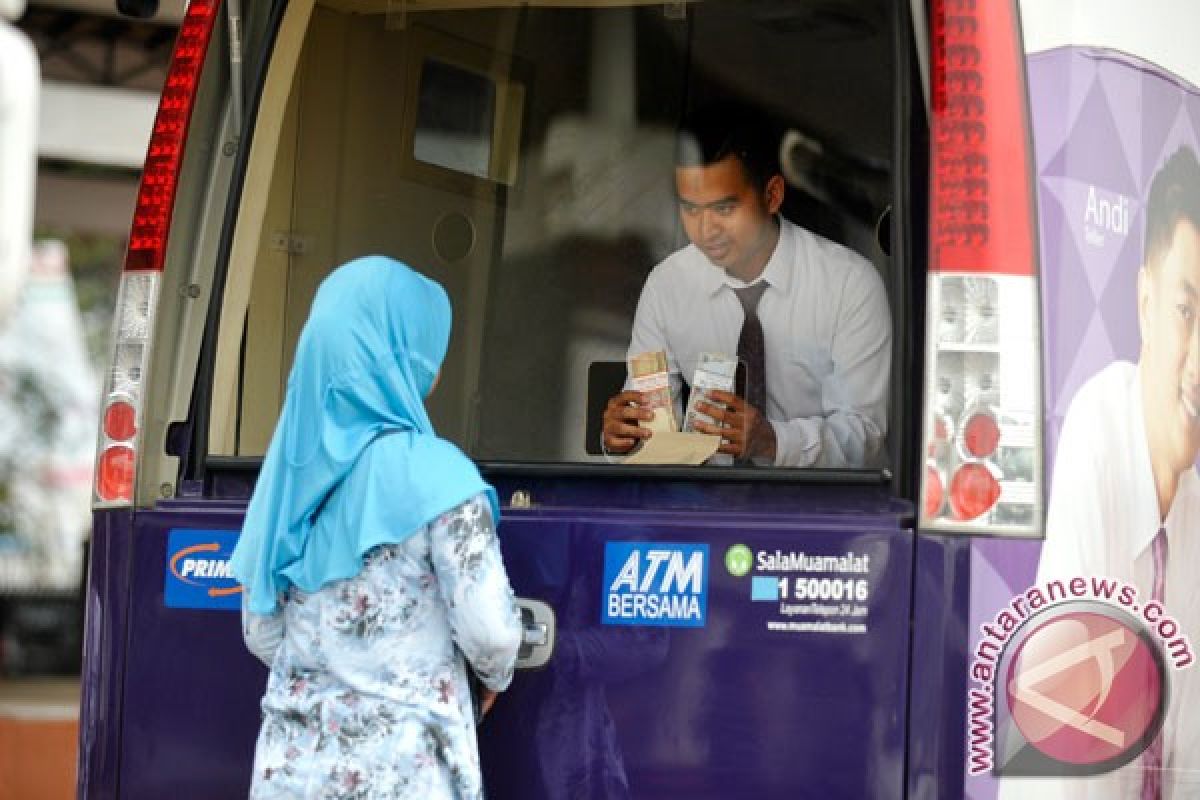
[238,1,896,474]
[414,59,497,180]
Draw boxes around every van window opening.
[206,0,899,482]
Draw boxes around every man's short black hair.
[1145,145,1200,269]
[675,104,781,194]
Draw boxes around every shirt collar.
[700,217,794,297]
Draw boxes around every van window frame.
[179,0,290,490]
[184,0,923,501]
[891,0,928,504]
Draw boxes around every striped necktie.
[733,282,768,419]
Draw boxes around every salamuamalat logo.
[602,542,709,628]
[967,576,1193,777]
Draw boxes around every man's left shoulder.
[790,222,879,281]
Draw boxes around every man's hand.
[693,389,776,462]
[602,390,655,453]
[480,689,498,716]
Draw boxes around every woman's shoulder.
[367,432,491,512]
[372,431,479,474]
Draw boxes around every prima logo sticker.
[164,529,242,611]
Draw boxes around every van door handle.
[524,623,548,647]
[515,598,556,670]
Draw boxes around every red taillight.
[920,0,1044,534]
[103,399,138,441]
[928,412,953,458]
[96,445,135,503]
[93,272,160,508]
[929,0,1035,277]
[924,463,946,518]
[124,0,221,273]
[961,409,1000,458]
[93,2,217,506]
[949,462,1002,521]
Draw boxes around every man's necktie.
[734,282,768,417]
[1141,526,1169,800]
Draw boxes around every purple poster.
[967,47,1200,798]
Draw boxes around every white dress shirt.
[626,217,891,468]
[998,361,1200,799]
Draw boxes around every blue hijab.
[230,256,498,614]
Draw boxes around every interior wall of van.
[218,3,514,454]
[210,0,313,458]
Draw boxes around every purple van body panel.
[479,507,914,799]
[81,506,266,799]
[907,534,972,800]
[78,509,134,800]
[78,477,970,799]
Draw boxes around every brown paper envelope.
[644,406,675,435]
[623,431,721,466]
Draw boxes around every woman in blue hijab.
[231,256,521,799]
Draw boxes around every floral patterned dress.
[241,493,522,799]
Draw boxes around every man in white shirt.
[600,109,892,468]
[1001,146,1200,798]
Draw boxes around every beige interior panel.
[280,9,504,447]
[237,82,301,456]
[209,0,315,455]
[279,5,350,393]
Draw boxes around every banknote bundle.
[628,350,677,433]
[683,352,738,432]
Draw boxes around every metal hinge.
[269,231,312,256]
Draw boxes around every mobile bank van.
[79,0,1200,797]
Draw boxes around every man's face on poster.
[1140,218,1200,473]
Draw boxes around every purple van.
[80,0,1200,797]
